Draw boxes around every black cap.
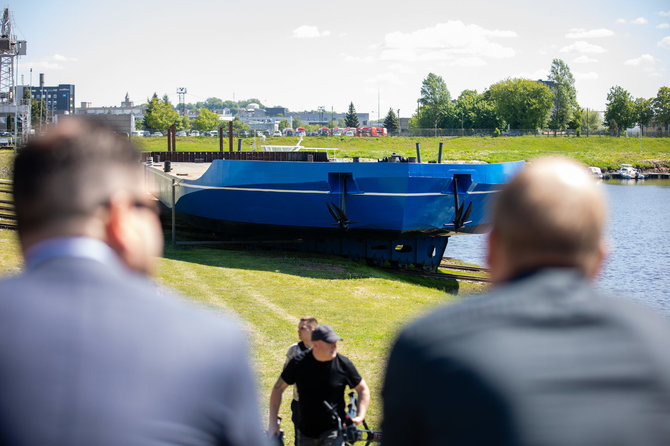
[311,325,343,343]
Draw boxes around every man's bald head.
[487,156,607,283]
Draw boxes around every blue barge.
[145,153,523,269]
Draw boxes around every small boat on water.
[589,166,603,179]
[618,164,645,180]
[144,151,524,269]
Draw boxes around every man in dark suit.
[0,118,267,446]
[382,157,670,446]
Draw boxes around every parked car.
[176,130,187,137]
[272,131,282,137]
[207,130,219,137]
[151,131,163,137]
[189,130,200,137]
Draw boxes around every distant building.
[75,93,146,135]
[18,83,75,116]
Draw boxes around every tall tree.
[604,86,635,135]
[417,73,453,129]
[344,102,360,127]
[547,59,578,133]
[653,86,670,127]
[581,109,603,132]
[488,78,553,129]
[456,89,502,130]
[634,97,654,135]
[383,108,399,133]
[144,93,180,131]
[24,88,46,127]
[194,108,220,131]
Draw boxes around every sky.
[8,0,670,119]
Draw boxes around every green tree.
[200,97,225,112]
[194,108,220,131]
[292,117,304,130]
[653,86,670,127]
[456,89,502,130]
[278,119,290,131]
[634,97,654,135]
[417,73,453,128]
[344,102,360,127]
[581,109,602,133]
[383,108,399,133]
[144,93,180,131]
[488,78,553,129]
[24,88,46,127]
[567,106,583,134]
[548,59,578,133]
[178,115,190,131]
[604,85,635,135]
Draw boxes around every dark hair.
[13,118,140,236]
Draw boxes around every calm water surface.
[445,180,670,313]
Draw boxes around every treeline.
[401,59,670,136]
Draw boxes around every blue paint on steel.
[168,160,523,235]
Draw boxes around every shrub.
[493,128,500,137]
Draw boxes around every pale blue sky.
[8,0,670,118]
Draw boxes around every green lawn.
[133,135,670,172]
[0,229,486,442]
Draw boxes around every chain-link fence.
[396,128,670,137]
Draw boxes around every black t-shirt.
[281,351,362,438]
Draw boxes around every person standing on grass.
[0,117,267,446]
[382,156,670,446]
[269,325,370,446]
[283,316,319,445]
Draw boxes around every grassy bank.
[0,229,486,442]
[133,135,670,171]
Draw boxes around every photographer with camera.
[269,325,370,446]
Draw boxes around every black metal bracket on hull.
[327,172,358,230]
[444,176,473,232]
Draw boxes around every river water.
[445,179,670,313]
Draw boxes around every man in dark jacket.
[382,156,670,446]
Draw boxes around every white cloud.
[632,17,648,25]
[52,54,78,62]
[365,73,403,85]
[574,55,598,64]
[573,71,599,80]
[560,40,607,54]
[387,63,415,75]
[342,54,375,63]
[565,28,614,39]
[616,18,626,24]
[380,20,517,64]
[450,56,487,67]
[658,23,670,29]
[624,54,656,66]
[659,10,670,17]
[292,25,330,39]
[659,36,670,48]
[26,54,78,71]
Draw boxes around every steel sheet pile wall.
[141,151,329,163]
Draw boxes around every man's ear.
[104,194,133,263]
[487,228,508,284]
[586,241,608,281]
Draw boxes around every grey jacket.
[0,256,267,446]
